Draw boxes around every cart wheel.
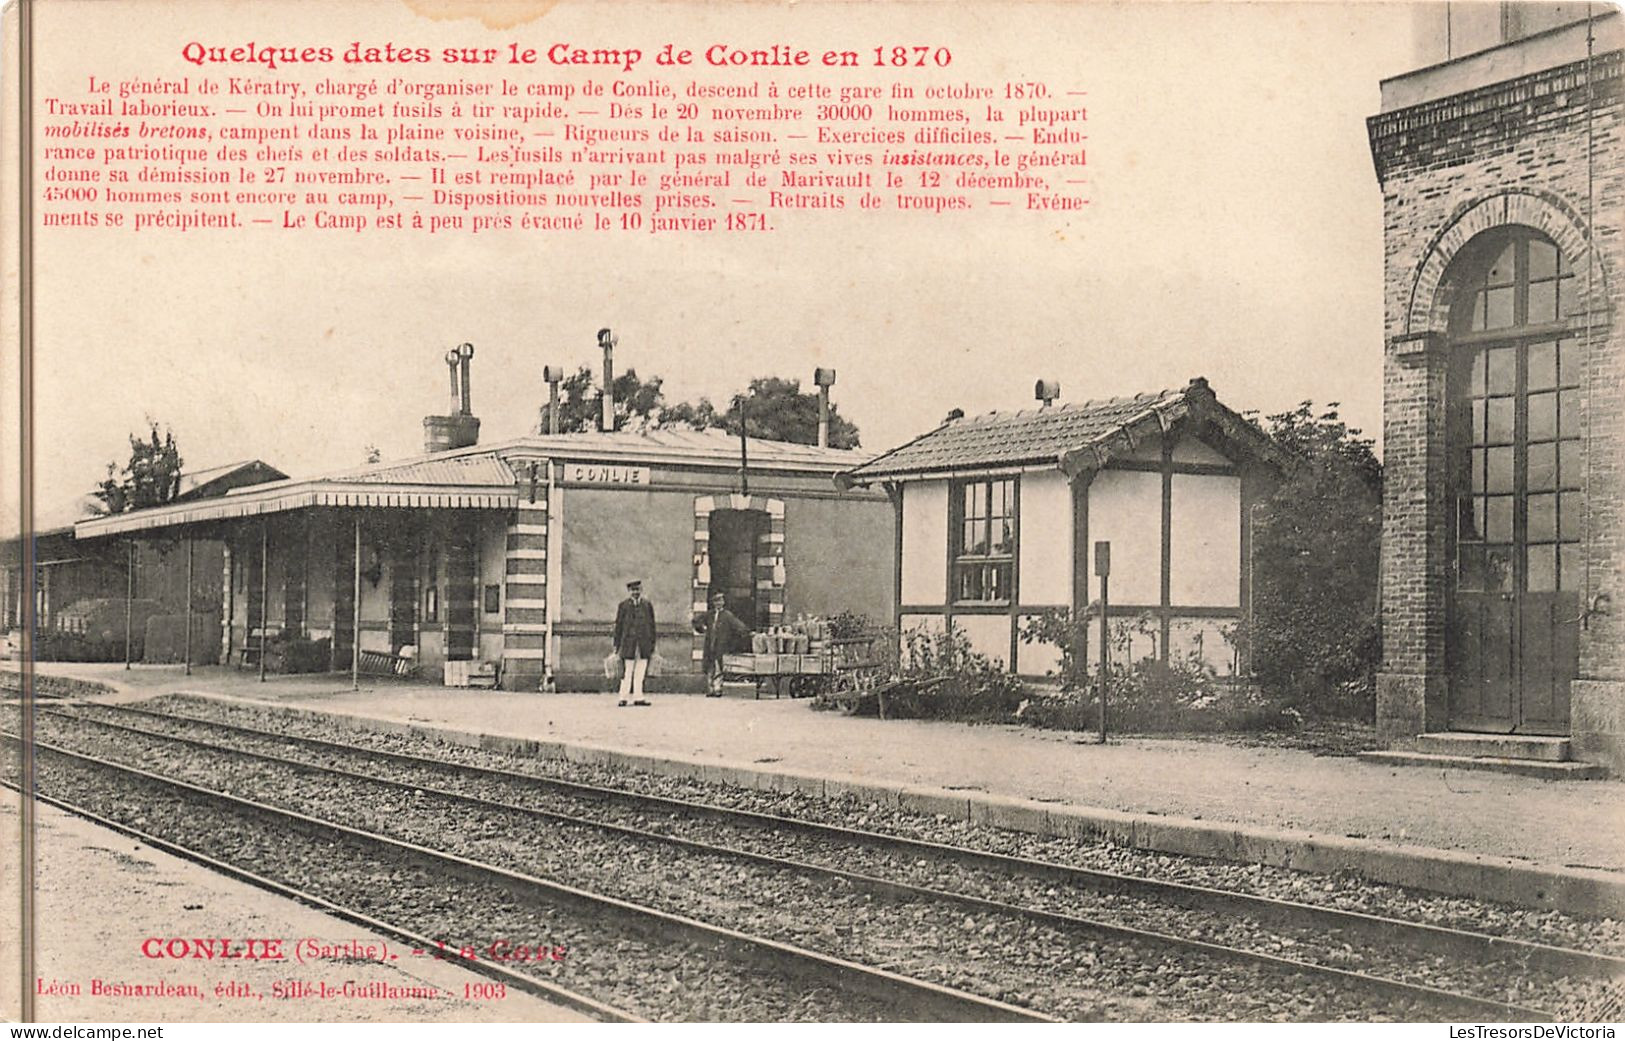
[789,675,820,699]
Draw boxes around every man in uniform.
[700,591,751,697]
[613,579,656,706]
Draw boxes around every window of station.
[952,477,1014,603]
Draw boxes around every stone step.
[1416,731,1572,762]
[1358,750,1608,781]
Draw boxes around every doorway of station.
[708,509,766,628]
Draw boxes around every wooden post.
[258,521,268,682]
[123,541,133,670]
[1095,540,1111,745]
[222,540,234,667]
[183,537,193,676]
[352,514,362,691]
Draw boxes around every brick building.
[1367,6,1624,770]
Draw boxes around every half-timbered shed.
[839,378,1287,678]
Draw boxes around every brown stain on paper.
[400,0,561,31]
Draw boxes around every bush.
[826,610,873,640]
[33,630,132,662]
[264,635,332,674]
[1017,607,1297,734]
[866,625,1026,722]
[1017,659,1297,734]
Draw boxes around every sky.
[16,0,1424,524]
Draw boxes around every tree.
[537,370,863,448]
[1239,402,1382,718]
[92,421,184,515]
[536,366,669,433]
[664,377,861,448]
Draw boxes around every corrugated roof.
[504,428,869,469]
[843,378,1283,482]
[352,454,514,485]
[316,428,871,477]
[230,453,514,493]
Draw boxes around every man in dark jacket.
[700,591,751,697]
[613,579,656,706]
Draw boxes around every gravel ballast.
[19,703,1617,1020]
[100,697,1625,956]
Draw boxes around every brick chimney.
[423,344,480,453]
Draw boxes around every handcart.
[720,629,887,700]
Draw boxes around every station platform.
[19,662,1625,918]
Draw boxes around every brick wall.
[1369,47,1625,758]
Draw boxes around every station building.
[839,378,1286,678]
[70,369,892,691]
[3,461,286,660]
[1367,5,1624,769]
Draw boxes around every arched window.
[1452,232,1575,335]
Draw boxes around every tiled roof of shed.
[843,378,1284,482]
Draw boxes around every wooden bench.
[359,648,417,678]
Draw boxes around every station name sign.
[563,463,652,487]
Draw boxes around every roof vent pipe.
[542,365,566,435]
[597,328,617,432]
[444,349,461,414]
[456,342,475,416]
[1035,379,1061,408]
[813,367,836,447]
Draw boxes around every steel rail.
[65,700,1624,981]
[35,707,1568,1020]
[9,733,1054,1024]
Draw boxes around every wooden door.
[331,524,355,669]
[444,519,478,662]
[709,510,764,627]
[1447,240,1583,735]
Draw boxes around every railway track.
[6,734,1051,1023]
[19,699,1622,1020]
[11,781,642,1024]
[84,702,1616,970]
